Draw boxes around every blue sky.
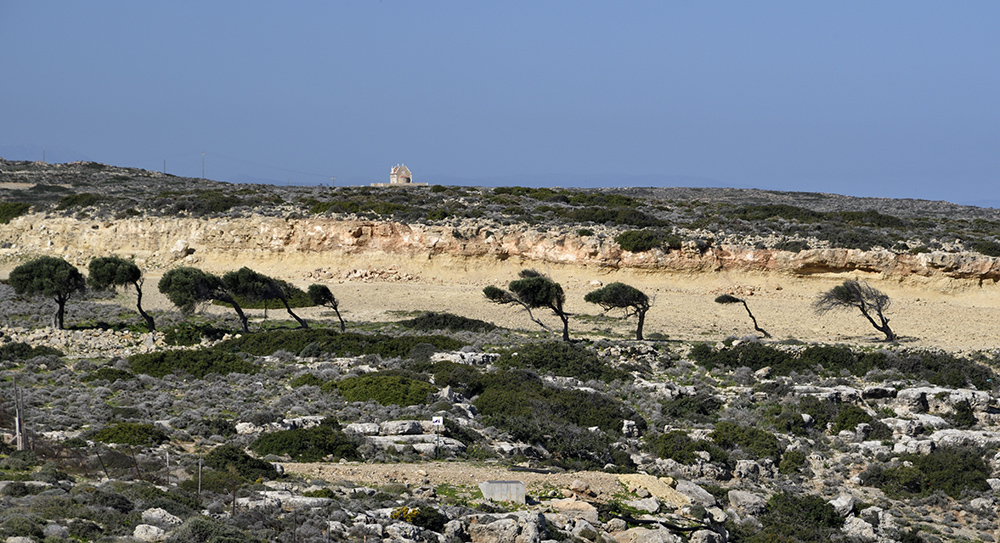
[1,2,997,204]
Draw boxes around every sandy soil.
[120,252,1000,352]
[279,461,627,500]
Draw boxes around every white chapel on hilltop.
[371,164,428,187]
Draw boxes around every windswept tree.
[813,280,897,341]
[715,294,771,338]
[222,267,308,329]
[158,267,251,333]
[88,256,155,332]
[484,269,571,341]
[8,256,86,329]
[585,282,652,340]
[308,284,346,332]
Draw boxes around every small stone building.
[372,164,428,187]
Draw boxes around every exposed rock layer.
[3,215,1000,284]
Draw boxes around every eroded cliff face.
[3,214,1000,283]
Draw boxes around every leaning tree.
[222,267,308,329]
[158,267,251,333]
[88,256,155,332]
[308,284,346,332]
[715,294,771,338]
[8,256,86,329]
[585,282,652,340]
[813,280,897,341]
[484,269,571,341]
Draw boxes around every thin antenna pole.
[163,159,166,174]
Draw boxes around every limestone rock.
[841,517,876,542]
[728,490,766,515]
[689,530,725,543]
[828,494,856,517]
[617,474,691,509]
[141,507,182,526]
[674,480,716,506]
[611,527,683,543]
[548,497,599,523]
[133,524,167,542]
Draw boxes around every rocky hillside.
[5,158,1000,285]
[1,159,1000,543]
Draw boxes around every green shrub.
[411,360,486,397]
[947,400,977,429]
[860,446,991,498]
[710,421,782,461]
[731,204,826,223]
[330,373,436,406]
[661,392,722,423]
[217,329,462,358]
[56,192,101,209]
[0,202,30,224]
[188,418,237,438]
[303,488,336,498]
[396,311,496,332]
[128,349,258,378]
[729,491,843,543]
[647,430,728,465]
[778,449,807,474]
[614,230,680,252]
[1,515,43,540]
[830,405,873,434]
[970,239,1000,257]
[91,422,169,446]
[250,420,359,462]
[289,373,324,388]
[204,444,278,482]
[496,341,628,382]
[162,322,229,346]
[473,369,644,469]
[0,342,64,361]
[81,367,135,383]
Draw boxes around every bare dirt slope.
[124,251,1000,352]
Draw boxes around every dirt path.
[279,461,626,500]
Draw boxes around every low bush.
[970,239,1000,257]
[204,444,278,482]
[661,392,722,423]
[162,322,229,346]
[710,421,782,461]
[187,418,237,438]
[81,367,135,383]
[728,491,843,543]
[289,373,324,388]
[250,419,360,462]
[0,342,64,361]
[328,373,437,406]
[0,202,30,224]
[778,449,807,474]
[690,343,998,389]
[56,192,102,210]
[396,312,496,332]
[129,349,258,378]
[473,369,644,469]
[411,360,486,397]
[91,422,169,446]
[647,430,729,465]
[859,446,991,498]
[496,341,628,382]
[615,229,680,252]
[217,329,463,358]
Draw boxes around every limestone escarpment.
[3,214,1000,283]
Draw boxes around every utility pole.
[163,159,166,174]
[13,377,25,451]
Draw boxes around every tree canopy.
[584,282,651,340]
[223,267,307,329]
[813,280,896,341]
[158,267,250,333]
[308,284,345,332]
[88,256,155,332]
[715,294,770,338]
[8,256,86,329]
[484,269,571,341]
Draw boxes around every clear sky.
[1,2,997,204]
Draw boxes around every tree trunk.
[741,300,771,338]
[220,297,250,333]
[54,295,67,329]
[635,308,646,341]
[558,311,570,342]
[281,297,308,329]
[133,281,155,332]
[332,307,346,332]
